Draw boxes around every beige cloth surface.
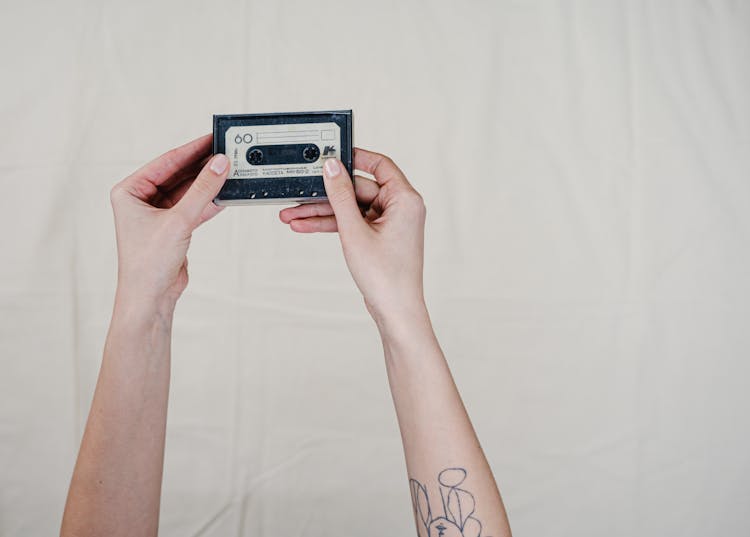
[1,1,749,535]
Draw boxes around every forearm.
[61,294,174,537]
[377,303,511,537]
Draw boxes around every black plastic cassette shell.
[213,110,353,204]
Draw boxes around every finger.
[352,174,380,205]
[322,159,369,238]
[199,201,225,225]
[156,179,224,222]
[279,175,379,223]
[279,202,334,223]
[354,148,412,189]
[364,206,382,222]
[132,133,213,187]
[289,216,338,233]
[158,179,193,209]
[113,135,213,203]
[157,153,212,193]
[173,154,229,226]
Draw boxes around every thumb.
[322,158,367,238]
[173,153,229,225]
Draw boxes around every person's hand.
[109,134,229,312]
[279,149,427,325]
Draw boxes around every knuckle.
[370,152,409,184]
[373,151,390,163]
[404,190,426,214]
[160,149,181,174]
[372,153,395,172]
[381,155,396,168]
[402,188,422,204]
[190,177,214,198]
[109,183,126,205]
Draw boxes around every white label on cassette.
[225,122,341,180]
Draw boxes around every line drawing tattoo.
[409,468,490,537]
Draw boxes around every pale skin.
[60,135,512,537]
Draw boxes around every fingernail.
[324,158,340,177]
[210,154,229,174]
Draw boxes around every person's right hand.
[110,134,229,313]
[279,149,427,325]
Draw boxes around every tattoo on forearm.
[409,468,490,537]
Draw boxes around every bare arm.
[378,308,511,537]
[61,135,229,537]
[279,150,512,537]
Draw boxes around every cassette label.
[225,122,341,180]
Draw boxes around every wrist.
[103,288,175,371]
[370,298,434,344]
[113,285,177,327]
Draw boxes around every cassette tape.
[213,110,353,205]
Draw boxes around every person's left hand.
[109,134,229,312]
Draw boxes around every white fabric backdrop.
[1,1,748,535]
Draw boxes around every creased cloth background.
[1,1,749,536]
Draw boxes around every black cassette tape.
[213,110,353,205]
